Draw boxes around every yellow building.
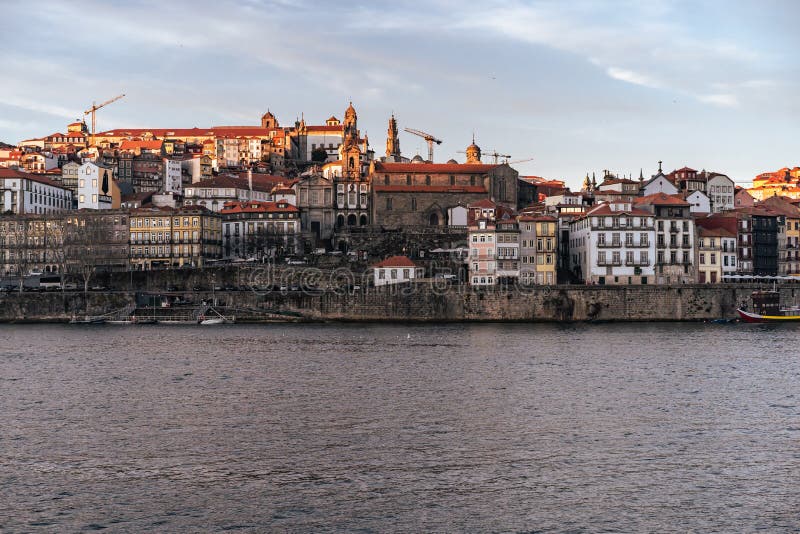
[129,206,222,269]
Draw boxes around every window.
[386,197,392,210]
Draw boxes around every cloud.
[606,67,663,89]
[697,94,740,108]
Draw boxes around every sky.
[0,0,797,188]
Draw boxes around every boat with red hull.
[736,290,800,323]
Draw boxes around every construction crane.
[84,94,125,145]
[457,149,512,165]
[403,127,442,162]
[508,157,534,165]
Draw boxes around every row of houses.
[0,201,302,278]
[464,192,800,286]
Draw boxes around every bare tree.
[1,218,32,293]
[62,213,121,299]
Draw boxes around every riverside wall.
[1,283,797,322]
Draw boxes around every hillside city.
[2,102,800,290]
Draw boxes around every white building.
[641,167,679,196]
[373,255,423,286]
[706,173,735,213]
[569,201,655,285]
[77,161,114,210]
[634,192,696,284]
[0,167,73,214]
[685,190,710,214]
[164,158,182,195]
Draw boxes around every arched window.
[347,214,357,226]
[337,214,345,227]
[425,175,431,185]
[429,213,439,226]
[349,157,355,168]
[360,214,368,226]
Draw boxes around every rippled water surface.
[1,322,799,532]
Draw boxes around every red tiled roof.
[673,166,697,173]
[96,127,278,138]
[469,199,498,209]
[120,140,163,151]
[634,192,690,207]
[373,162,499,173]
[0,167,71,190]
[373,185,487,193]
[518,214,557,222]
[219,200,298,214]
[305,125,344,133]
[373,255,417,268]
[698,226,735,238]
[585,203,651,217]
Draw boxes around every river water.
[0,322,798,532]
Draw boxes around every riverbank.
[1,283,795,323]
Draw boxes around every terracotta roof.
[585,203,651,217]
[373,185,487,193]
[120,140,163,151]
[673,166,698,173]
[305,125,344,133]
[96,127,278,138]
[634,192,690,206]
[698,226,735,238]
[373,162,499,173]
[373,255,417,268]
[469,199,498,209]
[518,214,557,222]
[219,200,298,214]
[189,173,289,193]
[0,167,71,190]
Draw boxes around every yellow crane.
[84,94,125,145]
[403,127,442,162]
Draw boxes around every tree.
[63,213,121,300]
[1,219,31,293]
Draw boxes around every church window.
[470,176,475,186]
[386,197,393,210]
[349,157,354,169]
[450,175,455,185]
[411,198,417,211]
[384,175,389,185]
[406,175,411,185]
[425,175,431,185]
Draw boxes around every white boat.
[198,309,235,325]
[69,315,105,325]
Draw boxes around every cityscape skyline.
[1,0,799,187]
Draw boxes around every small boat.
[736,290,800,323]
[198,309,235,325]
[69,315,105,325]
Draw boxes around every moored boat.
[736,290,800,323]
[69,315,106,325]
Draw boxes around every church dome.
[465,139,481,163]
[446,158,458,164]
[411,154,425,163]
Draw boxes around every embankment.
[0,283,793,322]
